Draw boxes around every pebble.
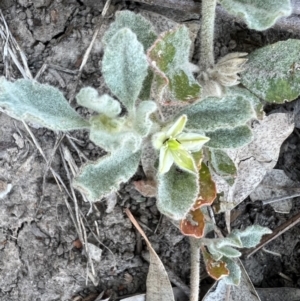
[18,11,26,20]
[122,251,134,261]
[37,281,45,289]
[56,244,64,256]
[228,39,237,50]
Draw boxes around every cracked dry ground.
[1,0,300,301]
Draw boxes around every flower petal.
[152,131,167,149]
[166,138,181,150]
[171,147,196,173]
[159,146,174,174]
[166,114,187,137]
[177,132,210,152]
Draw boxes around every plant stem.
[189,237,201,301]
[198,0,217,72]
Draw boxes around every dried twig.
[262,191,300,205]
[0,10,32,79]
[79,0,112,72]
[262,247,282,258]
[68,0,113,104]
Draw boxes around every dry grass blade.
[79,0,112,72]
[256,287,300,301]
[262,192,300,205]
[0,10,32,79]
[61,144,80,175]
[125,209,175,301]
[59,146,84,240]
[66,134,89,162]
[0,1,113,290]
[79,215,98,286]
[22,121,62,192]
[79,210,117,268]
[243,210,300,258]
[60,143,117,268]
[250,170,299,213]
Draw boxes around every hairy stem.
[189,237,201,301]
[198,0,217,72]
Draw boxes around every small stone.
[18,0,30,7]
[73,239,83,249]
[64,234,76,243]
[25,8,32,18]
[139,216,148,225]
[146,198,156,207]
[149,205,158,215]
[33,0,52,8]
[87,143,95,150]
[37,281,45,289]
[0,180,12,199]
[27,19,34,27]
[13,133,25,148]
[102,207,124,227]
[18,11,27,20]
[56,244,64,256]
[220,46,228,57]
[0,0,14,9]
[228,40,237,50]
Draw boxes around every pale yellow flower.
[152,115,210,174]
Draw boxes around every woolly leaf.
[134,100,157,136]
[207,238,243,261]
[180,162,216,237]
[209,149,237,185]
[217,246,241,258]
[219,0,292,31]
[78,90,156,152]
[206,125,253,149]
[241,39,300,103]
[89,115,142,152]
[182,89,256,132]
[0,77,89,131]
[214,236,243,249]
[222,258,241,286]
[207,244,223,261]
[180,208,206,238]
[157,165,199,220]
[76,88,121,117]
[229,86,264,119]
[139,70,154,100]
[193,162,217,209]
[102,28,148,112]
[230,225,272,248]
[102,10,157,50]
[202,248,230,281]
[147,26,201,102]
[73,145,141,201]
